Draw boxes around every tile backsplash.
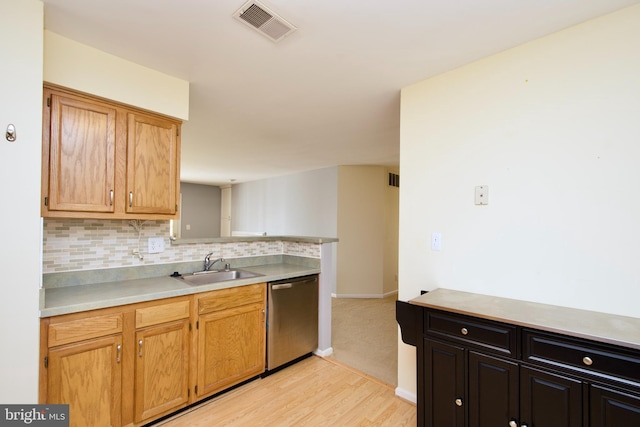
[43,219,321,273]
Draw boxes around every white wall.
[398,4,640,399]
[232,167,339,237]
[0,0,43,402]
[44,31,189,120]
[337,166,399,297]
[180,183,221,238]
[233,165,400,297]
[384,169,400,296]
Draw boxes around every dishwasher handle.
[271,283,293,290]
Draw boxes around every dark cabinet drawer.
[524,330,640,386]
[426,311,517,357]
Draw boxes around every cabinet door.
[197,302,266,398]
[47,335,122,427]
[134,319,190,423]
[468,351,519,427]
[47,93,117,213]
[591,384,640,426]
[520,366,583,427]
[423,339,465,427]
[126,112,179,215]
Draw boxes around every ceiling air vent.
[233,1,297,42]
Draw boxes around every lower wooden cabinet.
[40,285,267,426]
[195,284,267,398]
[47,335,123,427]
[134,319,190,423]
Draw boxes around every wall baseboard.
[314,347,334,357]
[395,386,417,404]
[332,290,398,299]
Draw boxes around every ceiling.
[41,0,638,185]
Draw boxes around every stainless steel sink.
[176,269,263,286]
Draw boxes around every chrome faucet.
[204,252,225,271]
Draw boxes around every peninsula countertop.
[41,263,319,318]
[410,288,640,351]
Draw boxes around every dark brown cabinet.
[404,305,640,427]
[423,339,465,427]
[519,365,583,427]
[590,384,640,426]
[468,351,518,427]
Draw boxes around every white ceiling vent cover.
[233,1,297,42]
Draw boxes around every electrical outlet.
[148,237,165,254]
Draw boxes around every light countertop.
[41,263,320,318]
[411,288,640,351]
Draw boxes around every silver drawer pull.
[461,327,468,335]
[583,356,593,366]
[509,421,517,427]
[455,398,463,407]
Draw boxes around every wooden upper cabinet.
[47,93,117,213]
[126,112,179,215]
[42,85,181,220]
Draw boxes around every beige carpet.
[330,295,398,386]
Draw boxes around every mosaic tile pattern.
[43,219,321,273]
[284,240,322,258]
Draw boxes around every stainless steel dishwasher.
[266,274,319,371]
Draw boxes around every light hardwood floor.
[156,356,416,426]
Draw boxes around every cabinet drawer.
[426,311,517,356]
[135,300,190,329]
[48,313,123,347]
[524,330,640,386]
[198,284,265,315]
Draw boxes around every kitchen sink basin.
[176,269,263,286]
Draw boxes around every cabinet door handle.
[109,190,114,206]
[129,191,133,207]
[461,327,468,335]
[509,422,517,427]
[116,344,121,363]
[455,398,463,407]
[138,339,143,357]
[583,356,593,366]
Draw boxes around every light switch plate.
[431,232,442,251]
[148,237,165,254]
